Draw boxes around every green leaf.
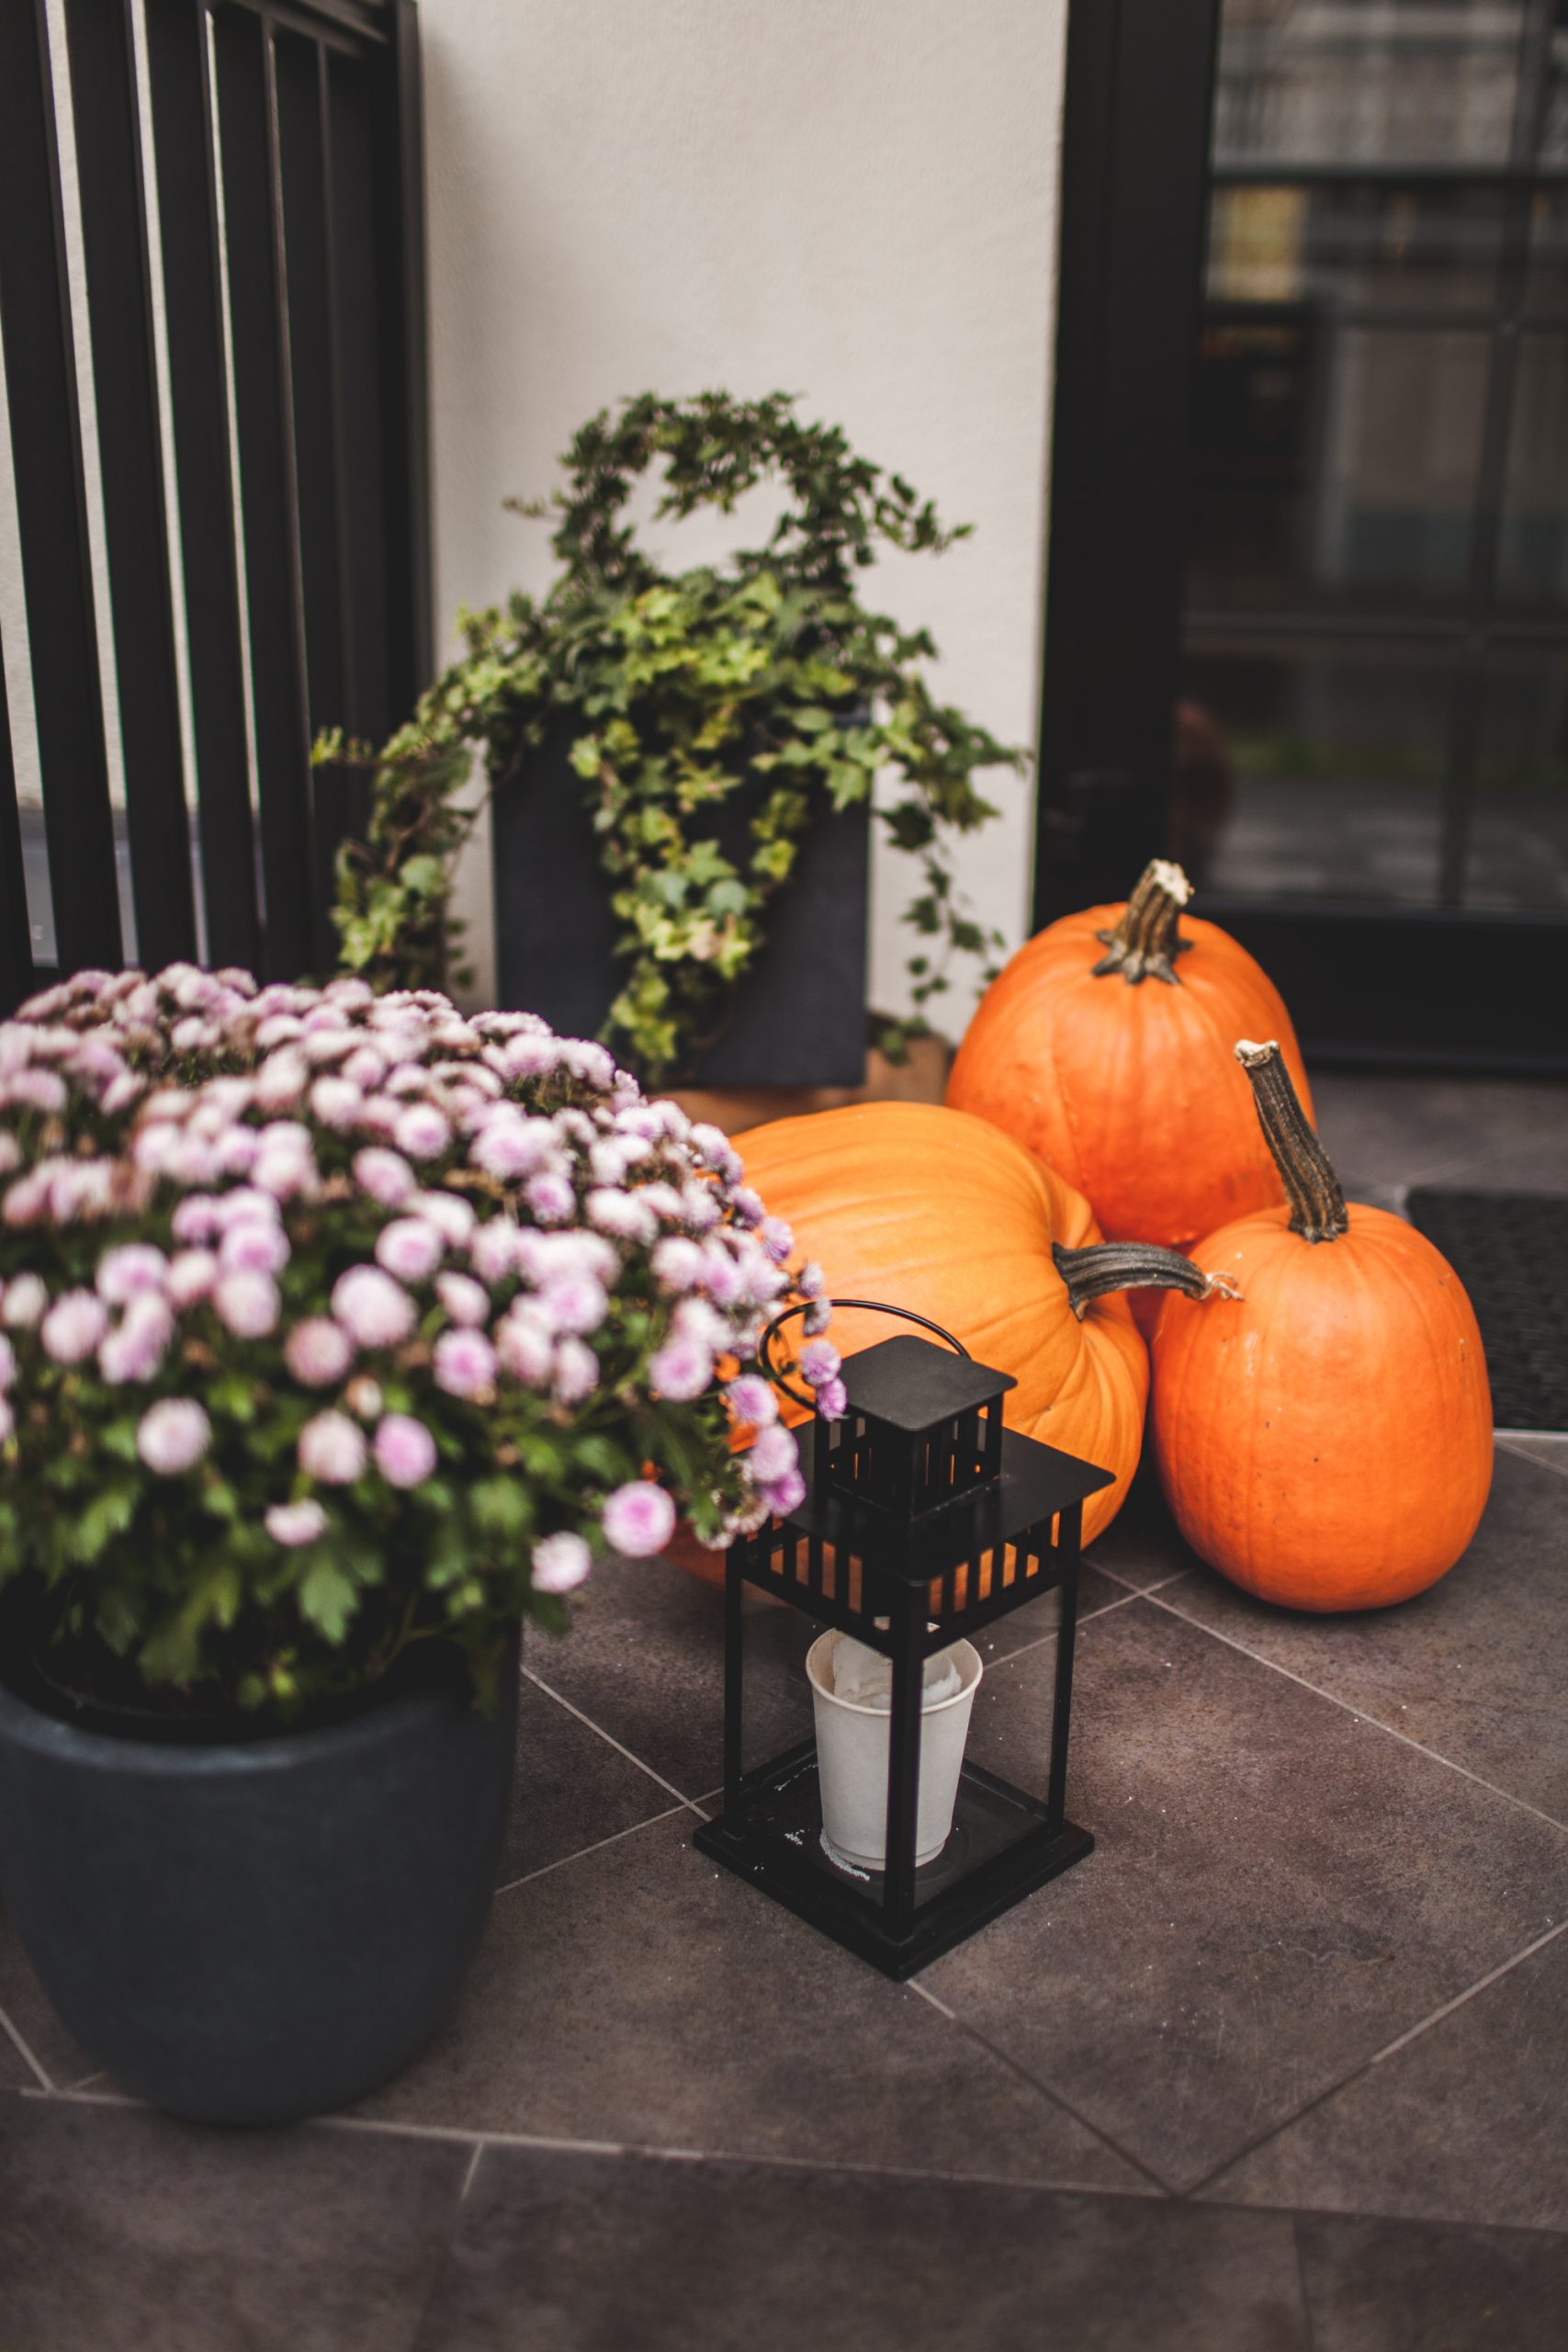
[470,1477,532,1541]
[299,1556,359,1645]
[67,1481,139,1565]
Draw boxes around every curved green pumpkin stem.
[1052,1239,1238,1320]
[1091,859,1194,986]
[1235,1039,1348,1245]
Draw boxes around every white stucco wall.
[421,0,1068,1033]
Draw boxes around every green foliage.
[329,391,1019,1084]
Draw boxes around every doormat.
[1405,1190,1568,1433]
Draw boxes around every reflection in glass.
[1177,648,1450,903]
[1498,335,1568,611]
[1467,657,1568,907]
[1526,187,1568,313]
[1213,0,1526,168]
[1208,181,1504,311]
[1541,13,1568,162]
[1188,327,1489,613]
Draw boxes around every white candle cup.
[806,1630,983,1874]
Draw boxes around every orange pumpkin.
[1151,1041,1493,1612]
[947,861,1314,1261]
[724,1102,1227,1562]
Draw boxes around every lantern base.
[694,1753,1092,1980]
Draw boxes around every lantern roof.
[839,1334,1014,1433]
[786,1423,1115,1577]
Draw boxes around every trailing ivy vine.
[326,391,1021,1087]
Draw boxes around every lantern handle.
[759,1297,971,1409]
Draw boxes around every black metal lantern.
[694,1306,1114,1979]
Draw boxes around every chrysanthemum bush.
[0,967,840,1718]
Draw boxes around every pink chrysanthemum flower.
[96,1244,168,1306]
[435,1272,489,1328]
[531,1531,592,1594]
[1,1273,48,1329]
[601,1481,676,1559]
[137,1397,211,1476]
[725,1374,778,1428]
[394,1102,450,1161]
[649,1330,712,1402]
[219,1220,290,1276]
[353,1147,416,1207]
[214,1271,280,1340]
[375,1217,444,1285]
[525,1170,575,1225]
[265,1500,329,1547]
[552,1337,598,1405]
[374,1413,437,1488]
[298,1410,367,1485]
[98,1296,174,1385]
[40,1290,109,1364]
[331,1265,415,1351]
[432,1329,496,1399]
[285,1317,355,1388]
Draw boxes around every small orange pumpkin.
[726,1102,1226,1555]
[947,861,1313,1259]
[1151,1041,1493,1612]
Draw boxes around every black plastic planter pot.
[0,1637,518,2127]
[492,732,870,1087]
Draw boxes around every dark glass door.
[1038,0,1568,1070]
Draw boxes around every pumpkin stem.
[1235,1039,1348,1244]
[1091,859,1194,986]
[1052,1239,1238,1320]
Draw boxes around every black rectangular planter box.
[491,737,869,1088]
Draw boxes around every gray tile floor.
[1,1071,1565,2349]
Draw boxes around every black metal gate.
[0,0,430,1013]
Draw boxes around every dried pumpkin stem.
[1091,859,1194,986]
[1235,1038,1348,1244]
[1052,1239,1235,1319]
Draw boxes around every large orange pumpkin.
[947,861,1313,1258]
[727,1102,1226,1559]
[1151,1041,1493,1612]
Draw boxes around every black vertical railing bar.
[274,28,356,970]
[0,634,34,1013]
[326,47,391,749]
[62,0,198,972]
[144,0,262,976]
[0,0,124,975]
[211,5,316,981]
[371,0,434,718]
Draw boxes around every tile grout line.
[1495,1435,1568,1481]
[979,1576,1173,1676]
[1145,1586,1568,1840]
[0,1999,54,2096]
[521,1668,708,1815]
[313,2105,1163,2201]
[1090,1565,1194,1601]
[1184,1916,1568,2205]
[906,1978,1177,2201]
[1350,1915,1568,2075]
[491,1803,691,1899]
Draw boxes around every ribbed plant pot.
[0,1634,518,2127]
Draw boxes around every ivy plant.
[327,391,1021,1087]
